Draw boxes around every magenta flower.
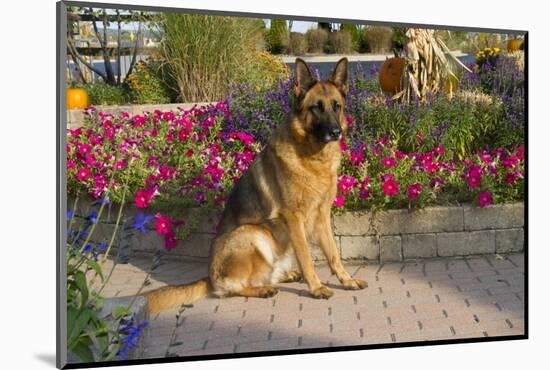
[134,190,152,209]
[333,195,345,208]
[155,214,172,235]
[505,172,518,185]
[464,165,482,189]
[407,183,423,200]
[76,168,91,182]
[78,144,92,156]
[340,139,348,151]
[381,173,394,182]
[479,192,494,208]
[381,157,397,168]
[349,150,365,166]
[178,129,188,142]
[338,175,356,195]
[383,179,399,196]
[434,146,445,157]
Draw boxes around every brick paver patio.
[99,253,525,359]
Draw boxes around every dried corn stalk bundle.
[399,28,472,102]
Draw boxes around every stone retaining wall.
[333,203,524,262]
[67,102,210,129]
[72,200,524,263]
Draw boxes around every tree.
[66,7,156,86]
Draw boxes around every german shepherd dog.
[145,58,367,314]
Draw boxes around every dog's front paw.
[342,278,368,290]
[310,285,334,299]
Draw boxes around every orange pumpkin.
[379,57,405,94]
[67,88,89,110]
[507,39,523,53]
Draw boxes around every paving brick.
[96,251,524,359]
[437,231,495,257]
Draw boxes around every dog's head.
[292,57,349,144]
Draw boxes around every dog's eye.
[332,101,341,112]
[311,101,324,113]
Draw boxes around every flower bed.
[66,54,524,253]
[67,105,524,253]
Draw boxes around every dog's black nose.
[329,126,342,139]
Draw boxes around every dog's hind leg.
[209,225,280,299]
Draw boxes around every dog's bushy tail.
[144,278,210,314]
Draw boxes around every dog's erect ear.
[294,58,316,98]
[329,58,349,96]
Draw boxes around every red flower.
[76,168,91,182]
[407,183,423,200]
[381,157,397,168]
[333,195,345,208]
[479,192,493,208]
[155,214,172,235]
[134,190,152,209]
[383,179,399,196]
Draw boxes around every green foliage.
[159,13,265,102]
[83,81,130,106]
[391,27,406,52]
[126,59,173,104]
[266,19,290,54]
[305,28,329,53]
[340,24,361,51]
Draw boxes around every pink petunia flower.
[407,183,423,200]
[381,157,397,168]
[333,195,345,208]
[134,190,152,209]
[337,175,356,195]
[78,144,92,156]
[155,214,172,235]
[383,179,399,196]
[478,192,493,208]
[434,146,445,157]
[76,168,91,182]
